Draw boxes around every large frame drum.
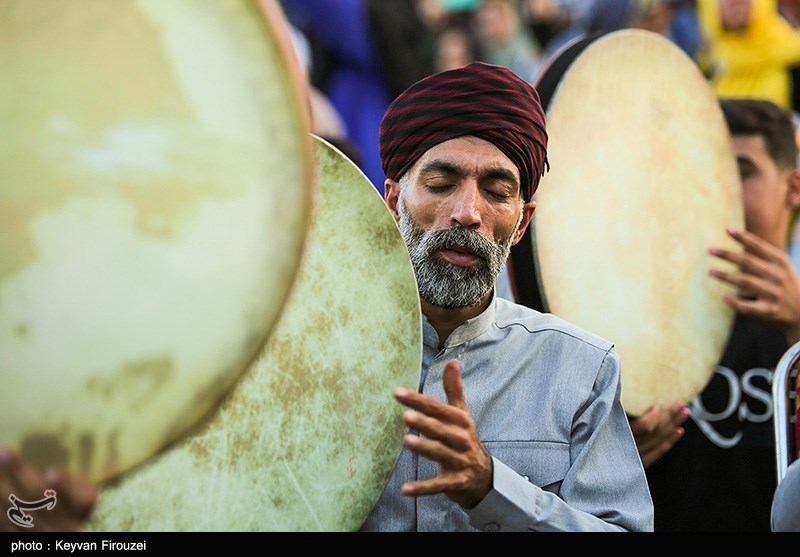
[85,136,422,531]
[509,30,744,417]
[0,0,314,483]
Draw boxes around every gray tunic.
[361,294,654,532]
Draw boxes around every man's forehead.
[731,134,768,159]
[413,136,520,179]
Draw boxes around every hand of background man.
[710,226,800,345]
[629,402,690,469]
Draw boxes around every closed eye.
[425,183,456,193]
[486,190,512,202]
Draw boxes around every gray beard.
[397,198,519,309]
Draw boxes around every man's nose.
[450,183,482,228]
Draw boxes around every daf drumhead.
[0,0,313,482]
[509,30,743,417]
[85,136,422,531]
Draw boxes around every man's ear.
[512,200,536,245]
[786,169,800,210]
[384,179,401,222]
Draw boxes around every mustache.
[422,226,503,262]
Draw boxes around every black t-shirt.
[645,314,788,532]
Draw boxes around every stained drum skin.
[85,137,422,532]
[529,30,743,417]
[0,0,313,483]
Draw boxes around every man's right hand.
[0,448,96,532]
[629,402,690,469]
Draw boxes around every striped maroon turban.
[379,61,548,201]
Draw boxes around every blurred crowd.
[279,0,800,194]
[278,0,800,533]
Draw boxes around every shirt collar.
[421,289,498,349]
